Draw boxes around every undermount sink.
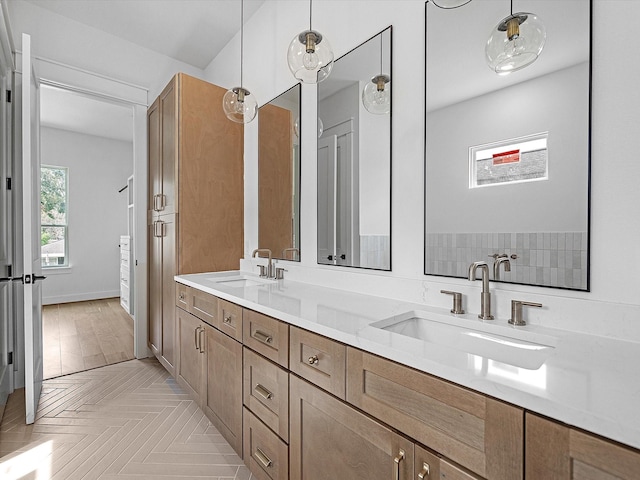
[371,311,557,369]
[207,274,276,288]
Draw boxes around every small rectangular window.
[41,166,68,268]
[469,132,548,188]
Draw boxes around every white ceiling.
[40,85,134,142]
[26,0,265,143]
[23,0,265,69]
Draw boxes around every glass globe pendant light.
[362,33,391,115]
[485,0,546,75]
[223,0,258,123]
[287,0,334,83]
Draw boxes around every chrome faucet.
[468,261,494,320]
[493,254,511,280]
[252,248,274,278]
[282,247,300,261]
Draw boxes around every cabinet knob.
[308,355,319,365]
[223,315,232,324]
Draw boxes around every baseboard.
[43,290,121,305]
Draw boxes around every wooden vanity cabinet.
[148,72,244,376]
[346,348,523,480]
[526,413,640,479]
[174,285,243,457]
[290,374,415,480]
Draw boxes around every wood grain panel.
[290,326,346,399]
[526,413,640,479]
[174,308,203,402]
[203,324,243,457]
[243,407,289,480]
[217,298,243,342]
[147,97,160,213]
[188,286,217,326]
[347,348,523,479]
[290,375,414,480]
[243,348,289,442]
[243,309,289,368]
[159,76,177,215]
[258,103,294,259]
[177,73,244,274]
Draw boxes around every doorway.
[38,85,135,379]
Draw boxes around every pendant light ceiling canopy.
[485,1,546,75]
[287,0,334,83]
[223,0,257,123]
[362,33,391,115]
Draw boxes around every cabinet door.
[347,348,523,480]
[203,325,243,456]
[148,223,162,357]
[175,308,203,402]
[160,214,176,371]
[526,413,640,479]
[159,76,177,215]
[290,375,414,480]
[148,97,161,212]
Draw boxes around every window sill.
[42,266,73,275]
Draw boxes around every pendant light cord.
[510,0,513,15]
[309,0,313,31]
[240,0,244,88]
[379,34,383,74]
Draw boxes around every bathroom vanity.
[173,271,640,480]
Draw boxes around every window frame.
[40,165,69,268]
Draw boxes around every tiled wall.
[360,235,390,270]
[426,232,588,289]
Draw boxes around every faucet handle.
[509,300,542,326]
[440,290,465,314]
[275,267,287,280]
[257,265,267,278]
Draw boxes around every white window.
[469,132,548,188]
[41,166,68,267]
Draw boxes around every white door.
[21,33,43,424]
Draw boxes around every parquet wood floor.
[0,358,252,479]
[43,299,135,379]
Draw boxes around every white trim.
[42,290,121,306]
[0,0,14,73]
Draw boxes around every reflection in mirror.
[258,84,301,261]
[317,27,392,270]
[425,0,590,290]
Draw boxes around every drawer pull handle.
[308,355,319,365]
[255,447,273,468]
[253,330,273,344]
[417,462,430,479]
[223,314,232,324]
[394,449,405,480]
[254,383,273,400]
[194,326,200,350]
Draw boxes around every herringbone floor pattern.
[0,358,252,479]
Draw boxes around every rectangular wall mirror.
[258,84,301,261]
[317,26,392,271]
[424,0,590,290]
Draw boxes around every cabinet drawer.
[243,348,289,442]
[189,288,217,326]
[175,282,188,310]
[218,298,243,342]
[289,327,346,400]
[243,309,289,368]
[526,413,640,479]
[120,250,130,267]
[346,348,523,480]
[243,408,288,480]
[120,266,129,287]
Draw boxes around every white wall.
[40,127,132,305]
[208,0,640,340]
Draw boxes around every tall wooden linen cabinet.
[147,73,244,374]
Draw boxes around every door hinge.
[6,90,11,103]
[7,352,12,365]
[5,177,10,190]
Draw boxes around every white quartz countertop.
[176,271,640,450]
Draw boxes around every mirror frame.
[423,1,592,291]
[316,25,393,272]
[258,83,302,262]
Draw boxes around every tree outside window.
[41,166,68,267]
